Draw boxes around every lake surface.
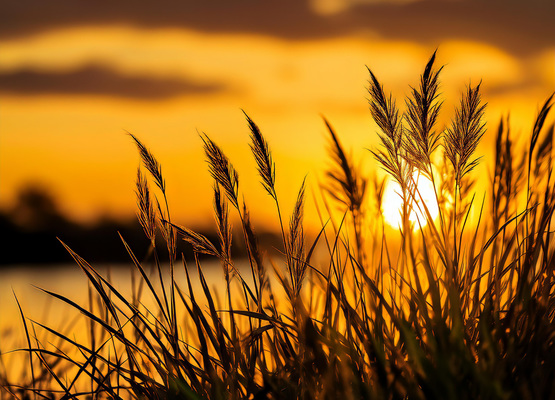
[0,259,277,387]
[0,261,246,349]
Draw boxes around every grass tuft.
[4,52,555,400]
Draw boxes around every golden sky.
[1,0,554,229]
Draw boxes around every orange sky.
[1,0,554,230]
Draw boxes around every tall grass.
[2,53,555,399]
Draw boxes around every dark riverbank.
[0,186,280,266]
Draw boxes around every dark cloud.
[345,1,555,57]
[0,0,317,39]
[1,1,554,56]
[0,65,226,99]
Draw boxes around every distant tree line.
[0,186,279,266]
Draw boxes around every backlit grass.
[2,52,554,400]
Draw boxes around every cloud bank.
[1,0,554,56]
[0,65,226,99]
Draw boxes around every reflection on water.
[0,259,284,388]
[0,261,246,355]
[0,261,255,385]
[1,261,238,326]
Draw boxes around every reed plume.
[171,223,219,257]
[368,66,416,234]
[245,111,276,200]
[367,67,413,198]
[288,178,307,298]
[202,133,240,209]
[135,168,156,244]
[529,93,554,172]
[323,118,366,262]
[129,133,166,194]
[323,118,366,215]
[444,83,487,189]
[403,50,443,179]
[213,184,234,279]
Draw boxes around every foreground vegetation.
[2,53,554,399]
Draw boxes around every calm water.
[0,260,264,385]
[0,261,241,343]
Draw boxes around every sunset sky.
[1,0,554,230]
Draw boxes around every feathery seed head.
[201,133,240,209]
[129,133,166,194]
[244,111,276,199]
[403,50,444,179]
[444,83,487,187]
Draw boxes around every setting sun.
[382,172,439,229]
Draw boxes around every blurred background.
[1,0,554,264]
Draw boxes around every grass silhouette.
[2,52,555,400]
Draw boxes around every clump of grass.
[4,53,555,400]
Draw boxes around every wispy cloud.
[0,65,227,99]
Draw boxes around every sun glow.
[381,172,439,229]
